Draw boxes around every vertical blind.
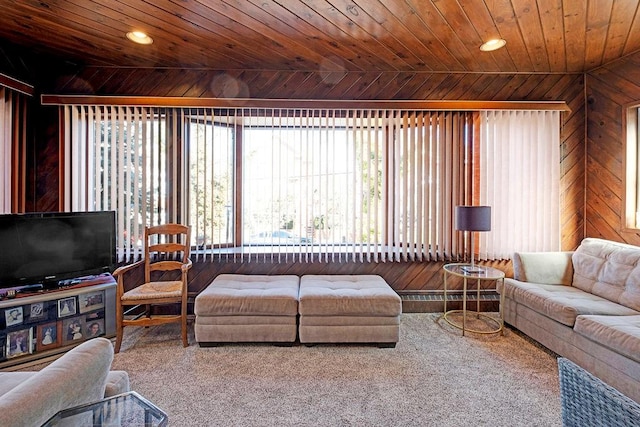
[0,87,11,213]
[478,110,561,258]
[62,104,560,263]
[63,106,474,262]
[0,86,29,214]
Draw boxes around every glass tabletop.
[443,263,505,280]
[42,391,167,427]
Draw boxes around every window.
[188,116,234,250]
[62,105,560,263]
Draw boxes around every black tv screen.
[0,211,116,289]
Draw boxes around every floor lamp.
[455,205,491,274]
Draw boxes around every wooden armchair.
[113,224,192,353]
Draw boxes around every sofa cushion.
[572,238,640,311]
[299,275,401,317]
[501,279,639,326]
[574,315,640,364]
[194,274,299,316]
[512,251,574,285]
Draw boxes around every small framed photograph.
[62,316,85,344]
[85,310,104,322]
[27,302,47,323]
[5,306,24,327]
[6,328,33,358]
[85,318,105,338]
[78,290,105,314]
[57,297,77,318]
[36,321,61,351]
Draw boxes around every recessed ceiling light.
[480,39,506,52]
[126,31,153,45]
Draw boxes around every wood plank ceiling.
[2,1,640,74]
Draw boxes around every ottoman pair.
[194,274,402,346]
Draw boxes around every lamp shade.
[455,206,491,232]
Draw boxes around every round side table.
[442,263,505,336]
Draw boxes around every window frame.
[56,98,568,263]
[624,102,640,231]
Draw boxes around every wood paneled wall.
[586,52,640,246]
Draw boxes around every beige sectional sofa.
[500,238,640,403]
[0,337,130,427]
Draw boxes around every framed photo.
[6,328,33,358]
[5,306,24,327]
[85,318,105,338]
[0,335,5,360]
[85,310,104,322]
[27,302,47,322]
[62,316,85,344]
[57,297,77,318]
[36,321,61,351]
[78,290,105,314]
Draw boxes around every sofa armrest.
[513,251,574,285]
[0,337,114,427]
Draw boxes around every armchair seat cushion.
[122,280,183,300]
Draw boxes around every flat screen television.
[0,211,116,290]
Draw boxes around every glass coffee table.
[42,391,167,427]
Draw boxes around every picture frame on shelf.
[78,290,105,314]
[57,297,77,318]
[4,306,24,327]
[36,321,61,352]
[62,316,85,344]
[85,318,105,338]
[6,328,33,358]
[28,302,47,323]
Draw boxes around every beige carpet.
[112,313,561,426]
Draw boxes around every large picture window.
[62,104,560,263]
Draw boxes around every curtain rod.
[40,95,570,112]
[1,74,34,97]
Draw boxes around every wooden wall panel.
[586,51,640,246]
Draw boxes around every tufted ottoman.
[194,274,300,344]
[298,275,402,347]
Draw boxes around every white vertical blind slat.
[0,89,10,213]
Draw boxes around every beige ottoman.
[299,275,402,347]
[194,274,300,344]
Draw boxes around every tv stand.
[0,273,116,369]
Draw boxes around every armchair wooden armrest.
[112,260,145,278]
